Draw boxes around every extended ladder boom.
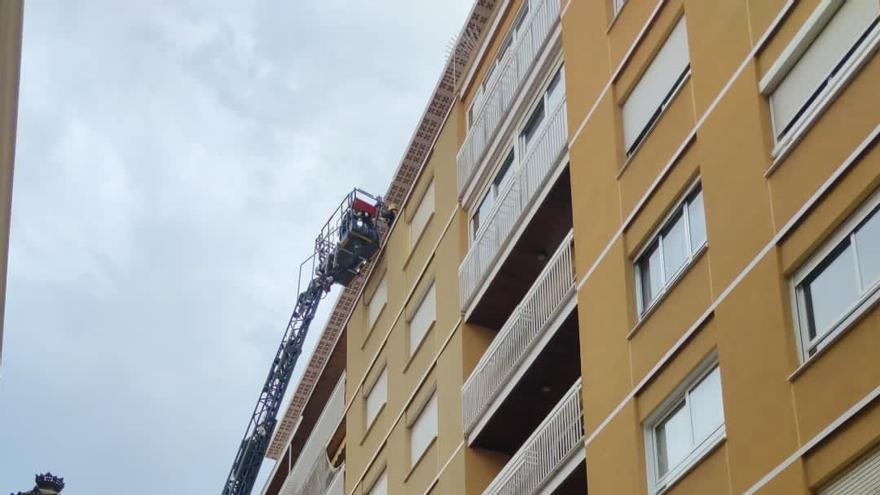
[222,189,394,495]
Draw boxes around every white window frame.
[622,16,691,158]
[367,275,388,330]
[760,0,880,162]
[409,181,435,248]
[469,147,516,240]
[644,359,726,495]
[635,182,707,317]
[409,391,438,468]
[409,283,437,356]
[791,189,880,361]
[518,65,565,158]
[364,365,388,429]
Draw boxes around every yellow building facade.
[264,1,880,494]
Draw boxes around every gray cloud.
[0,1,471,492]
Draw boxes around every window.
[764,0,880,150]
[646,363,725,494]
[409,283,437,355]
[365,366,387,428]
[470,65,564,240]
[612,0,627,17]
[409,392,438,466]
[818,443,880,495]
[367,276,388,329]
[622,16,690,156]
[519,65,566,154]
[410,181,435,247]
[635,185,707,315]
[470,149,515,238]
[793,192,880,359]
[367,470,387,495]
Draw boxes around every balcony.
[462,231,576,442]
[276,376,346,495]
[482,380,586,495]
[281,454,340,495]
[459,0,562,198]
[460,96,569,315]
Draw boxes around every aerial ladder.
[222,189,396,495]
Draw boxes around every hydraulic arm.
[222,189,395,495]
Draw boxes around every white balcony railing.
[458,0,561,197]
[282,454,338,495]
[326,466,344,495]
[277,375,346,495]
[462,230,575,434]
[459,97,568,312]
[483,380,584,495]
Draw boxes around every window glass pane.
[804,243,859,340]
[520,100,545,149]
[655,402,691,477]
[474,191,494,236]
[547,67,566,112]
[687,189,707,251]
[689,367,724,444]
[662,212,688,279]
[639,243,663,309]
[493,149,515,191]
[855,209,880,288]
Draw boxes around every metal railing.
[277,375,346,495]
[458,0,561,197]
[482,380,584,495]
[459,97,568,312]
[462,230,575,434]
[326,467,344,495]
[281,454,338,495]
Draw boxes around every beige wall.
[343,0,880,493]
[564,0,880,493]
[345,106,474,495]
[0,0,24,365]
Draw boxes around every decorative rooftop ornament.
[10,472,64,495]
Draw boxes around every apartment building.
[0,0,24,365]
[264,0,880,494]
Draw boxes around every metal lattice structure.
[265,0,498,462]
[222,190,393,495]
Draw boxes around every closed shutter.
[819,445,880,495]
[367,276,387,329]
[365,367,387,426]
[771,0,880,137]
[368,471,387,495]
[622,16,690,151]
[410,181,435,246]
[410,393,438,466]
[409,283,436,355]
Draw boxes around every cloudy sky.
[0,1,471,492]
